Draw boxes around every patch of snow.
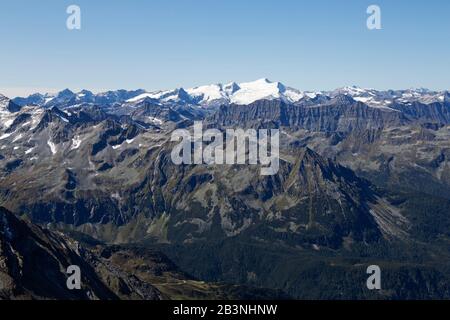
[354,97,372,103]
[71,136,82,150]
[305,92,319,99]
[21,121,32,128]
[126,92,155,102]
[30,109,44,129]
[47,140,57,154]
[12,133,23,142]
[111,192,121,201]
[0,133,11,140]
[284,89,305,102]
[58,114,69,123]
[44,97,54,104]
[148,117,163,125]
[4,119,14,128]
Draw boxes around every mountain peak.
[78,89,94,95]
[230,78,289,105]
[331,94,356,105]
[224,82,240,94]
[334,86,366,96]
[0,94,21,113]
[56,89,75,98]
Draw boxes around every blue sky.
[0,0,449,97]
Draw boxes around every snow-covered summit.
[128,78,305,106]
[230,78,300,105]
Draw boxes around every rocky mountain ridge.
[1,80,450,299]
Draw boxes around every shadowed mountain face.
[0,207,162,300]
[0,207,287,300]
[1,83,450,299]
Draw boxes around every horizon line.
[1,79,449,99]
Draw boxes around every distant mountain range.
[10,78,450,109]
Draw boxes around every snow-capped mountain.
[0,94,18,131]
[0,94,9,109]
[127,88,195,105]
[0,94,21,114]
[229,78,304,105]
[12,89,146,109]
[11,80,449,111]
[127,78,307,107]
[12,79,308,109]
[328,86,448,108]
[186,83,232,106]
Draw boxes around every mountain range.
[1,79,450,299]
[11,78,450,110]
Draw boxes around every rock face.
[0,207,116,299]
[209,98,450,199]
[129,145,406,246]
[209,98,450,131]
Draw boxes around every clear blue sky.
[0,0,449,97]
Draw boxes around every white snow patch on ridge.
[4,119,14,128]
[0,133,11,140]
[71,136,82,150]
[12,134,23,143]
[127,93,155,103]
[148,117,163,125]
[47,140,57,154]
